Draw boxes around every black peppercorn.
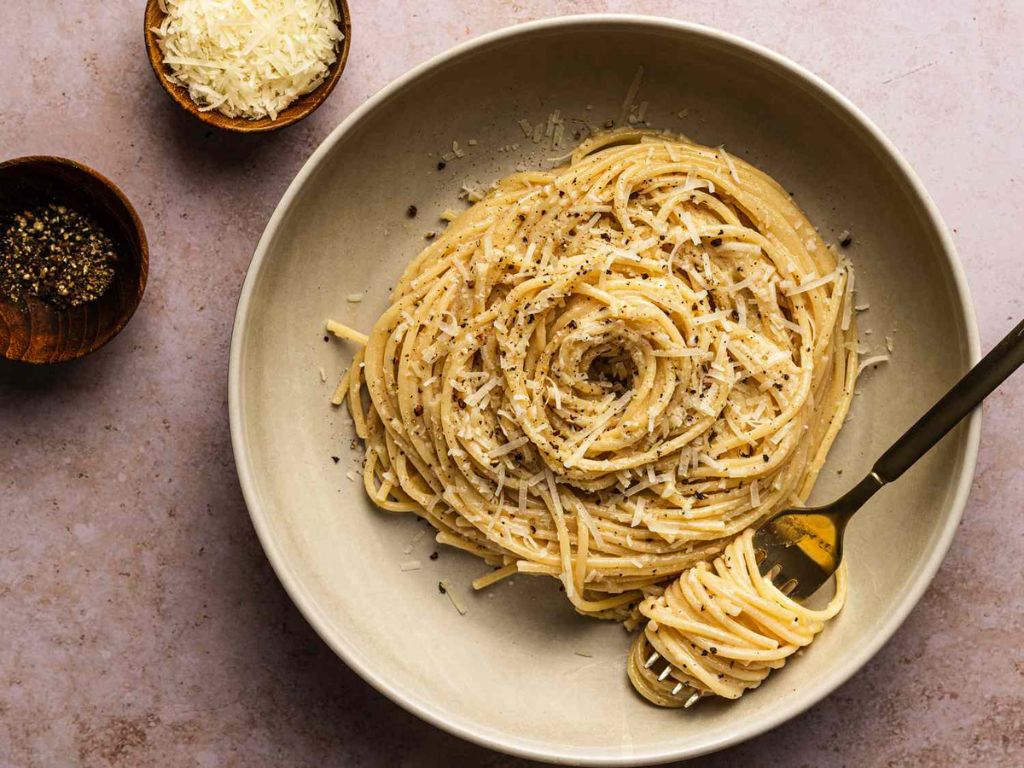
[0,201,117,307]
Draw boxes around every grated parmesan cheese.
[617,66,645,127]
[154,0,345,121]
[550,379,562,410]
[680,210,701,245]
[720,147,741,184]
[465,376,501,407]
[630,496,647,528]
[857,354,890,375]
[439,579,467,614]
[841,262,856,332]
[489,435,529,459]
[784,268,839,296]
[494,462,506,499]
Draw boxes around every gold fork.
[754,317,1024,599]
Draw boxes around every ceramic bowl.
[229,16,980,765]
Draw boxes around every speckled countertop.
[1,2,1022,766]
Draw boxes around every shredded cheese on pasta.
[329,130,857,703]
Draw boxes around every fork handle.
[873,317,1024,484]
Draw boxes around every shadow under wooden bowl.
[0,157,148,364]
[144,0,352,134]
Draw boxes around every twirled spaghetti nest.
[333,130,856,620]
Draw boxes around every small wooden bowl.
[0,157,148,364]
[144,0,351,133]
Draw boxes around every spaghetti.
[627,529,846,706]
[329,130,856,701]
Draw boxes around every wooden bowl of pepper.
[0,157,148,363]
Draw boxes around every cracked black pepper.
[0,202,118,308]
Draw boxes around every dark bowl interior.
[0,157,148,363]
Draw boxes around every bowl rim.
[228,14,981,765]
[0,154,149,363]
[143,0,352,134]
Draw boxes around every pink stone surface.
[1,1,1022,766]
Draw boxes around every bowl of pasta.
[229,15,980,765]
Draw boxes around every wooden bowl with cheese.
[144,0,351,134]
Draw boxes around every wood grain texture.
[0,157,148,364]
[143,0,352,134]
